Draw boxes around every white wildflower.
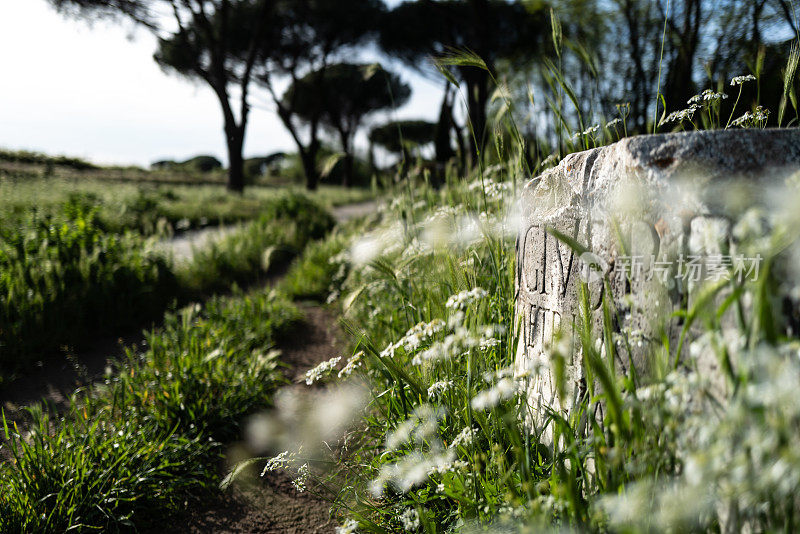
[445,287,489,310]
[411,327,480,365]
[261,450,293,475]
[479,335,501,351]
[381,341,400,359]
[606,117,623,128]
[730,74,756,86]
[304,356,341,385]
[370,450,456,496]
[659,104,701,126]
[478,180,511,199]
[399,508,420,531]
[386,405,444,449]
[291,463,310,493]
[450,426,477,449]
[336,519,359,534]
[471,377,519,410]
[687,89,728,104]
[427,380,454,398]
[400,319,445,352]
[730,105,770,127]
[483,366,515,383]
[338,351,363,378]
[571,124,600,139]
[479,325,505,351]
[447,310,465,328]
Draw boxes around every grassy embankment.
[0,177,348,530]
[0,150,372,376]
[236,58,800,533]
[0,187,335,374]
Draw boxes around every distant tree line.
[50,0,799,191]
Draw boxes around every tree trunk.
[212,79,246,193]
[338,129,354,188]
[275,104,323,191]
[225,126,245,193]
[664,0,702,113]
[434,83,455,164]
[342,154,354,188]
[462,68,490,161]
[300,147,320,191]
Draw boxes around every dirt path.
[0,200,377,418]
[1,200,376,528]
[159,305,343,534]
[331,200,377,224]
[163,200,378,264]
[164,225,238,264]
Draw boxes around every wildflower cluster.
[323,148,800,533]
[409,318,502,366]
[730,74,756,85]
[571,124,600,139]
[291,463,310,492]
[304,356,342,385]
[471,367,522,410]
[731,105,770,127]
[687,89,728,104]
[399,508,420,531]
[469,176,511,199]
[338,351,363,378]
[445,287,488,310]
[427,380,453,398]
[261,450,294,474]
[449,426,477,449]
[659,104,701,126]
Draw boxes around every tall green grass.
[0,190,334,374]
[0,175,373,237]
[287,156,800,533]
[0,203,176,369]
[176,192,335,294]
[257,50,800,533]
[0,288,300,532]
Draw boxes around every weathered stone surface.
[515,129,800,433]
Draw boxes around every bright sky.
[0,0,443,167]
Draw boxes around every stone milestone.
[514,129,800,433]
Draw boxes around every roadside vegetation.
[230,40,800,534]
[0,173,342,376]
[0,288,300,532]
[260,144,800,533]
[0,170,372,237]
[0,178,342,530]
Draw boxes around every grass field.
[0,149,356,530]
[0,173,372,237]
[0,288,301,532]
[0,157,345,375]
